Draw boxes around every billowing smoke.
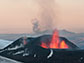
[32,19,40,33]
[37,0,56,30]
[32,0,56,33]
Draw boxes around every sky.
[0,0,83,34]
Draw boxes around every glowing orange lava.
[50,30,59,48]
[60,40,68,49]
[41,30,69,49]
[41,42,48,48]
[23,37,27,45]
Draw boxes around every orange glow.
[23,37,27,45]
[40,30,69,49]
[60,40,68,49]
[41,42,48,48]
[23,39,27,45]
[50,30,59,48]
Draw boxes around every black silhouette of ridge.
[0,35,84,63]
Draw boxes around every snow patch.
[8,44,24,50]
[23,53,29,56]
[34,54,37,57]
[47,49,53,59]
[13,51,24,55]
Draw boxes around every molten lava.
[41,42,48,48]
[50,30,59,48]
[23,37,27,45]
[60,40,68,49]
[41,30,69,49]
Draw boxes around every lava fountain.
[41,30,69,49]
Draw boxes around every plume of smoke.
[31,0,57,33]
[36,0,56,31]
[32,19,40,33]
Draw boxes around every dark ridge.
[0,35,82,63]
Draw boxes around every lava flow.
[41,30,69,49]
[23,37,27,45]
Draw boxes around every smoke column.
[35,0,56,31]
[32,19,40,33]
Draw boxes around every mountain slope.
[0,39,13,49]
[0,35,80,63]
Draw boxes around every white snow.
[13,51,24,55]
[0,39,13,49]
[47,49,53,59]
[0,50,6,53]
[23,53,29,56]
[79,57,84,62]
[80,57,83,60]
[34,54,37,57]
[8,44,24,50]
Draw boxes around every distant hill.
[0,39,13,49]
[0,34,31,41]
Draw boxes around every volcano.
[39,30,78,49]
[0,30,84,63]
[0,36,82,63]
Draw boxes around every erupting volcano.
[0,29,79,63]
[41,30,69,49]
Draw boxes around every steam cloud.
[32,19,40,33]
[32,0,56,33]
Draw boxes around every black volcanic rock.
[3,35,79,50]
[59,37,79,49]
[0,35,82,63]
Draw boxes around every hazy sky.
[0,0,83,33]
